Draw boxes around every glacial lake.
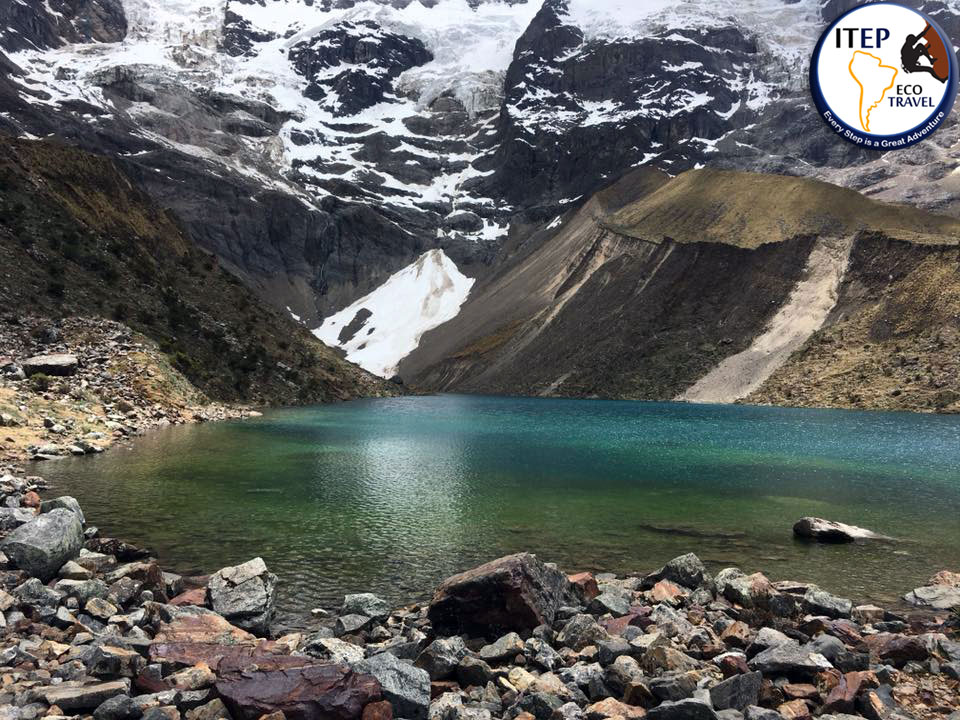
[42,395,960,627]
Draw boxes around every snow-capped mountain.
[2,0,960,378]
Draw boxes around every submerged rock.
[428,553,571,636]
[792,518,888,543]
[1,507,84,581]
[208,557,277,635]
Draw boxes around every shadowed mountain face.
[0,137,394,405]
[2,0,960,407]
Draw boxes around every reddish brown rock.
[21,491,40,508]
[602,611,645,637]
[782,683,818,700]
[216,662,381,720]
[777,699,811,720]
[362,700,393,720]
[650,580,687,605]
[428,553,571,636]
[720,621,751,649]
[170,588,209,607]
[148,607,296,670]
[823,671,879,713]
[828,620,863,646]
[718,654,750,678]
[568,572,600,602]
[864,633,929,667]
[584,697,646,720]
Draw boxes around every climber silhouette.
[901,23,949,82]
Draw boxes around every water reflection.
[40,395,960,624]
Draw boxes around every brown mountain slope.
[402,168,960,412]
[0,136,394,405]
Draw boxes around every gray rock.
[40,496,85,524]
[208,557,276,634]
[597,637,632,666]
[589,587,632,617]
[647,699,719,720]
[93,694,141,720]
[515,691,564,720]
[748,641,833,675]
[709,672,762,711]
[22,353,78,377]
[335,613,373,635]
[646,553,708,589]
[479,631,524,662]
[357,651,430,720]
[456,655,493,687]
[416,636,469,679]
[41,679,131,711]
[55,578,110,604]
[904,584,960,610]
[443,211,484,233]
[750,627,790,650]
[809,633,845,662]
[557,614,610,650]
[803,588,852,618]
[651,671,698,702]
[743,708,781,720]
[0,507,36,531]
[301,635,365,664]
[1,508,84,581]
[342,592,390,619]
[715,711,744,720]
[525,637,561,671]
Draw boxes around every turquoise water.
[42,395,960,625]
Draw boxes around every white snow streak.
[314,249,474,377]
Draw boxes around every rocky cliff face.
[3,0,960,398]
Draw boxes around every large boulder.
[792,518,888,543]
[428,553,571,636]
[356,651,430,720]
[216,658,382,720]
[22,353,79,377]
[1,508,84,581]
[208,557,278,635]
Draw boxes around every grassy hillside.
[0,136,394,405]
[606,168,960,249]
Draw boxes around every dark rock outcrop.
[428,553,571,637]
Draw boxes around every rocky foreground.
[0,473,958,720]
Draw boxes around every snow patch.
[313,248,474,378]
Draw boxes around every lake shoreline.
[0,470,958,720]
